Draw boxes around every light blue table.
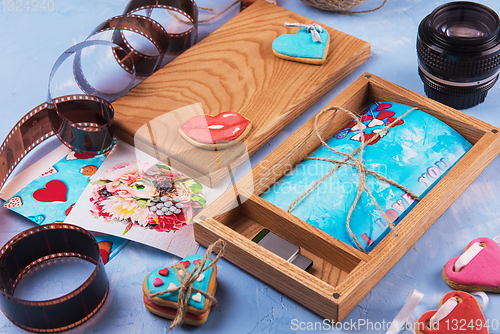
[1,0,500,333]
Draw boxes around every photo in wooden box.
[261,101,472,252]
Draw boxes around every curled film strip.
[0,0,197,190]
[0,0,197,332]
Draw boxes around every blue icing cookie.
[272,27,330,64]
[145,254,215,311]
[261,102,472,252]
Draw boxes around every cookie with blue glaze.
[142,254,217,326]
[272,26,330,65]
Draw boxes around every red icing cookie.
[179,112,252,150]
[416,291,488,334]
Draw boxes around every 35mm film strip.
[0,0,197,191]
[0,0,198,332]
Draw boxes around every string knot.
[147,239,226,330]
[284,22,324,42]
[287,105,421,253]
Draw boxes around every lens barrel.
[417,1,500,109]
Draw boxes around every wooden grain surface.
[112,0,370,186]
[194,73,500,321]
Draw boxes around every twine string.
[169,0,241,24]
[148,239,226,330]
[172,0,386,26]
[284,22,324,42]
[287,105,420,252]
[198,0,240,23]
[301,0,387,14]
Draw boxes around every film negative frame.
[0,0,198,331]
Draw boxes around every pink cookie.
[443,237,500,292]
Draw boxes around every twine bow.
[147,239,226,330]
[284,22,324,42]
[287,106,421,253]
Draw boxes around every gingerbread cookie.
[179,112,252,150]
[416,291,488,333]
[272,22,330,65]
[142,254,217,326]
[443,237,500,292]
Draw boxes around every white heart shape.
[350,133,362,142]
[350,123,366,132]
[168,283,177,291]
[192,292,202,303]
[373,128,388,136]
[367,118,384,128]
[196,274,205,282]
[66,151,77,161]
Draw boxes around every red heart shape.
[376,110,396,120]
[444,237,500,291]
[358,115,373,123]
[33,180,68,203]
[159,268,169,276]
[100,249,109,265]
[153,277,164,287]
[180,260,190,268]
[180,112,251,144]
[363,132,382,145]
[387,117,404,127]
[376,102,392,111]
[416,291,487,333]
[74,152,96,159]
[65,203,75,216]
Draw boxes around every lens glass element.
[440,22,487,38]
[432,6,498,39]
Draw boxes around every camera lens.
[417,2,500,109]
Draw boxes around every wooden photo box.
[193,73,500,322]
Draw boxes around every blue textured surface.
[6,152,106,224]
[1,1,500,333]
[261,102,472,252]
[272,27,329,59]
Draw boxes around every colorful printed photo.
[67,141,230,257]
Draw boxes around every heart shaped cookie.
[33,180,68,203]
[443,237,500,292]
[142,254,217,326]
[179,112,252,150]
[272,25,330,65]
[416,291,488,333]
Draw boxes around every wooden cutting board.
[112,0,370,187]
